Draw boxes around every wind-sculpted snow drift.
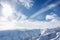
[0,28,60,40]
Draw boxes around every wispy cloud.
[46,12,58,21]
[30,4,57,19]
[0,13,60,31]
[8,12,27,21]
[19,0,33,9]
[13,13,60,30]
[0,0,60,31]
[0,0,27,21]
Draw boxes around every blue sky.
[1,0,60,21]
[0,0,60,30]
[13,0,60,21]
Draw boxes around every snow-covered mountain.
[0,27,60,40]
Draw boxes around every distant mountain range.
[0,27,60,40]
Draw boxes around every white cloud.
[19,0,33,9]
[30,4,57,18]
[1,0,33,9]
[8,11,27,22]
[14,13,60,30]
[0,13,60,31]
[46,12,58,21]
[0,1,27,22]
[0,0,60,31]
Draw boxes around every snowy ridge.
[0,27,59,40]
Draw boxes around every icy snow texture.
[0,28,59,40]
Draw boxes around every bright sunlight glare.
[2,2,13,17]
